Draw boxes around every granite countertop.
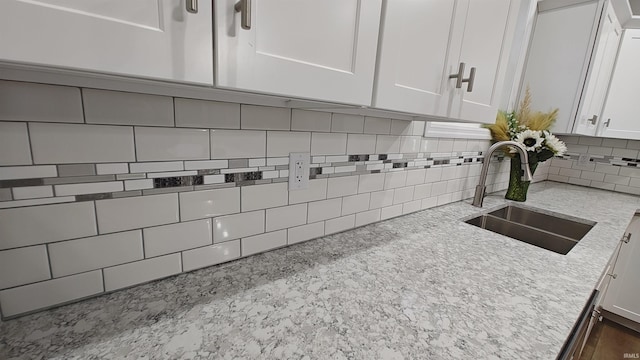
[1,182,639,359]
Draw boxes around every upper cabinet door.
[452,0,515,123]
[0,0,213,85]
[373,0,461,116]
[215,0,382,106]
[599,29,640,139]
[574,3,621,136]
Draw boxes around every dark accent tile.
[225,174,236,183]
[424,166,431,169]
[240,171,262,181]
[383,160,393,164]
[0,188,13,201]
[228,159,248,168]
[198,169,221,175]
[378,154,388,160]
[426,157,433,161]
[348,155,370,162]
[392,162,408,168]
[464,158,473,163]
[630,163,638,167]
[0,178,44,188]
[143,186,194,195]
[371,170,381,173]
[44,175,115,185]
[622,158,636,162]
[613,164,621,167]
[57,164,96,177]
[153,175,203,188]
[433,159,450,166]
[112,190,143,198]
[77,193,112,201]
[310,168,323,176]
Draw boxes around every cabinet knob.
[186,0,198,13]
[587,115,598,125]
[464,67,476,93]
[604,118,611,127]
[234,0,252,30]
[449,63,475,92]
[449,63,466,89]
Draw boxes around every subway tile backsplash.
[0,79,528,318]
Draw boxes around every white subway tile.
[291,110,331,132]
[241,182,288,211]
[55,181,123,196]
[578,137,602,146]
[602,138,627,148]
[96,163,129,175]
[568,177,591,187]
[548,174,569,182]
[124,179,154,191]
[413,183,432,200]
[565,144,589,154]
[604,174,630,185]
[12,185,53,200]
[241,105,290,130]
[211,130,266,159]
[550,158,574,169]
[421,138,439,153]
[400,136,421,153]
[437,193,453,205]
[341,193,370,215]
[288,222,325,244]
[104,254,181,291]
[384,171,407,189]
[203,175,225,184]
[129,161,183,173]
[614,184,640,195]
[346,134,376,154]
[266,203,307,232]
[393,186,414,204]
[0,122,31,165]
[0,165,57,180]
[267,131,311,157]
[0,246,50,290]
[390,120,412,135]
[182,240,241,272]
[620,167,640,178]
[406,169,426,186]
[311,133,347,155]
[267,157,289,166]
[594,163,620,175]
[249,158,266,167]
[96,194,178,233]
[431,181,448,196]
[590,181,616,190]
[571,162,596,171]
[0,196,76,210]
[289,178,328,204]
[325,155,349,162]
[241,230,287,256]
[327,175,359,198]
[446,179,463,193]
[587,146,613,156]
[580,171,605,182]
[0,80,83,123]
[421,197,438,210]
[355,209,381,227]
[358,173,385,193]
[630,178,640,188]
[402,200,422,214]
[83,89,173,127]
[627,140,640,150]
[363,117,391,135]
[334,165,356,173]
[436,139,454,152]
[0,270,103,318]
[262,171,279,179]
[280,170,289,177]
[213,210,264,243]
[370,189,394,209]
[147,171,198,178]
[307,198,342,223]
[0,202,96,250]
[48,230,143,278]
[180,187,240,221]
[424,168,443,183]
[144,219,212,257]
[410,121,425,136]
[325,215,355,235]
[30,123,135,164]
[612,148,639,159]
[440,166,458,181]
[184,160,228,170]
[331,114,364,133]
[376,135,401,154]
[175,98,240,129]
[135,127,209,161]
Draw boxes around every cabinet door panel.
[575,3,621,136]
[0,0,213,85]
[600,29,640,140]
[453,0,514,123]
[215,0,382,105]
[373,0,459,116]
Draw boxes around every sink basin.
[465,205,596,255]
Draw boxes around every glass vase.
[505,155,538,202]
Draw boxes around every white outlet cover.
[289,152,310,190]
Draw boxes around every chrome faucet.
[471,141,533,207]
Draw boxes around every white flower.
[544,133,567,156]
[515,129,543,151]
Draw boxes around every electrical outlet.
[578,153,591,166]
[288,152,310,190]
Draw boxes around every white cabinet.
[0,0,213,85]
[599,29,640,139]
[602,212,640,324]
[519,0,620,135]
[374,0,517,123]
[214,0,382,106]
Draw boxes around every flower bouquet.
[484,88,567,201]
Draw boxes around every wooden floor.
[579,318,640,360]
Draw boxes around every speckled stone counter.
[1,182,638,360]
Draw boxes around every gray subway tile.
[43,175,116,185]
[0,188,12,201]
[174,98,240,129]
[0,178,44,188]
[57,164,96,177]
[111,190,143,198]
[116,173,146,180]
[228,159,249,168]
[83,89,174,127]
[142,186,194,195]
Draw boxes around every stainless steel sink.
[464,205,596,255]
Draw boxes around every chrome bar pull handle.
[186,0,198,13]
[464,67,476,92]
[604,118,611,127]
[587,115,598,125]
[449,63,465,89]
[234,0,252,30]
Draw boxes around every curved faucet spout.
[471,141,533,207]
